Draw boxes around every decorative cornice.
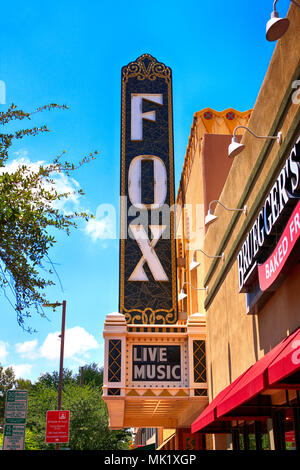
[122,53,171,84]
[176,107,252,205]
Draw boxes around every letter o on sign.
[128,155,167,209]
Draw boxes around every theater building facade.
[103,4,300,451]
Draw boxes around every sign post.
[45,410,70,445]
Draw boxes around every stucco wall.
[203,4,300,400]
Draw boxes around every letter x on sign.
[129,225,168,282]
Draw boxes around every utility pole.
[80,366,84,387]
[57,300,66,411]
[43,300,67,450]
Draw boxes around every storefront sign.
[258,200,300,291]
[119,54,177,324]
[238,136,300,292]
[132,345,181,381]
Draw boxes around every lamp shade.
[178,289,187,301]
[189,259,200,271]
[228,137,245,158]
[205,210,218,227]
[266,12,289,41]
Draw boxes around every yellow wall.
[176,110,251,320]
[202,3,300,400]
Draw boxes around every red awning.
[268,328,300,386]
[217,328,300,418]
[192,327,300,433]
[191,369,249,433]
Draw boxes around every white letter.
[133,365,145,380]
[131,93,163,141]
[292,80,300,105]
[159,347,167,362]
[128,155,167,209]
[172,365,181,380]
[128,225,168,281]
[292,340,300,365]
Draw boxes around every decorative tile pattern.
[107,388,121,396]
[226,111,235,120]
[193,340,206,383]
[203,111,213,120]
[194,389,208,397]
[108,339,122,382]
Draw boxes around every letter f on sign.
[129,225,168,281]
[131,94,163,141]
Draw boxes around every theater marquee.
[119,53,177,325]
[132,345,181,382]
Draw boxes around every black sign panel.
[132,345,181,382]
[119,54,177,324]
[237,135,300,292]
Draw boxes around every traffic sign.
[46,410,70,443]
[5,390,28,424]
[3,424,26,450]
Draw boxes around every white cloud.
[1,155,83,214]
[0,341,9,361]
[0,155,44,175]
[39,327,99,361]
[85,203,116,241]
[8,363,33,379]
[15,340,38,360]
[85,218,113,241]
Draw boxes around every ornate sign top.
[122,54,172,83]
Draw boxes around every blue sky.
[0,0,291,382]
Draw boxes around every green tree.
[0,103,97,331]
[75,362,103,387]
[26,380,130,450]
[15,378,32,392]
[26,383,58,448]
[34,369,75,391]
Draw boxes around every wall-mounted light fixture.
[178,281,208,301]
[189,253,200,271]
[205,200,247,227]
[266,1,300,41]
[266,0,290,41]
[228,125,282,158]
[189,248,224,271]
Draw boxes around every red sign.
[258,201,300,291]
[46,410,70,443]
[285,431,295,443]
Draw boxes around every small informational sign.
[5,390,28,424]
[3,424,26,450]
[46,410,70,443]
[2,390,28,450]
[132,345,181,381]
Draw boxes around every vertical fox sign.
[119,54,177,324]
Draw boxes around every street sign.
[5,390,28,424]
[3,424,26,450]
[45,410,70,443]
